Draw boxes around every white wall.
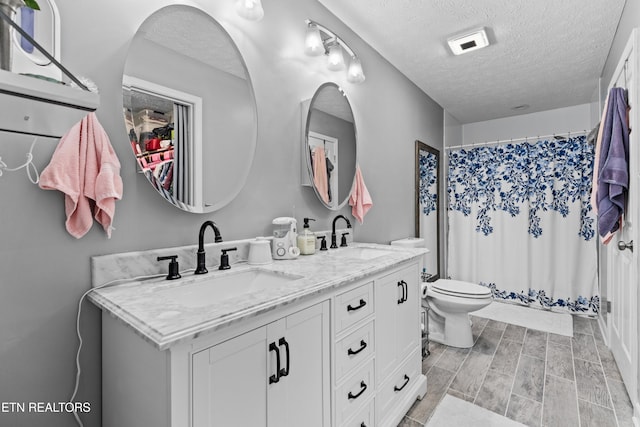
[460,103,592,146]
[0,1,443,425]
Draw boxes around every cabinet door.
[375,263,420,383]
[192,327,269,427]
[269,300,330,427]
[192,301,330,427]
[396,265,420,362]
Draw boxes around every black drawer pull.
[348,381,368,400]
[397,280,408,303]
[347,299,367,312]
[402,280,408,303]
[278,337,290,377]
[361,423,366,427]
[394,374,410,392]
[268,342,280,384]
[347,340,367,356]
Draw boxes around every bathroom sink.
[158,269,304,307]
[335,246,394,260]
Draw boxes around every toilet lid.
[431,280,492,298]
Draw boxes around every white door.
[606,29,639,421]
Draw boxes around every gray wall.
[0,0,443,425]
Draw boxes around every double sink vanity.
[104,3,430,425]
[90,239,427,427]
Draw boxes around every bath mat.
[473,300,573,336]
[426,395,527,427]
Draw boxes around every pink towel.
[312,146,329,204]
[39,113,123,239]
[349,165,372,223]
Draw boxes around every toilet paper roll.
[421,282,429,298]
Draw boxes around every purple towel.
[596,87,629,239]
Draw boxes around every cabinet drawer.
[341,397,374,427]
[377,352,421,422]
[335,321,374,383]
[336,359,374,426]
[335,282,374,332]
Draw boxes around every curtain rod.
[445,130,588,150]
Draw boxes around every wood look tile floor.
[399,315,634,427]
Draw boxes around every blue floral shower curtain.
[447,136,599,314]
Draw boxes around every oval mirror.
[122,5,257,213]
[304,83,357,210]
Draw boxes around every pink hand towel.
[312,146,329,204]
[39,113,123,239]
[349,165,373,223]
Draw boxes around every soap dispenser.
[297,218,316,255]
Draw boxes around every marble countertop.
[89,242,427,350]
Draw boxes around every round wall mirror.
[122,5,257,213]
[304,83,357,210]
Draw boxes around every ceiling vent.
[447,28,490,55]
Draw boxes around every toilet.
[390,237,493,349]
[426,279,492,348]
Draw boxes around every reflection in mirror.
[415,141,440,281]
[122,5,257,213]
[304,83,357,210]
[124,76,202,210]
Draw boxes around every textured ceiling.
[138,6,247,81]
[318,0,626,124]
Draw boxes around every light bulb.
[327,42,345,71]
[235,0,264,21]
[304,24,324,56]
[347,56,365,83]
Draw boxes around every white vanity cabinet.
[192,300,330,427]
[101,300,330,427]
[331,261,425,427]
[97,248,426,427]
[374,263,423,426]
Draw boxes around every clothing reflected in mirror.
[304,82,357,210]
[308,132,338,207]
[124,78,200,211]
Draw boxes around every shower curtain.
[447,136,599,315]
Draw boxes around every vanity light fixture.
[326,40,345,71]
[235,0,264,21]
[304,19,366,84]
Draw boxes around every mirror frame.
[122,4,258,213]
[304,82,358,210]
[415,140,440,281]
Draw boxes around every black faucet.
[195,220,223,275]
[331,215,352,249]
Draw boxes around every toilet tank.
[390,237,428,270]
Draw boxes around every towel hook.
[0,137,40,184]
